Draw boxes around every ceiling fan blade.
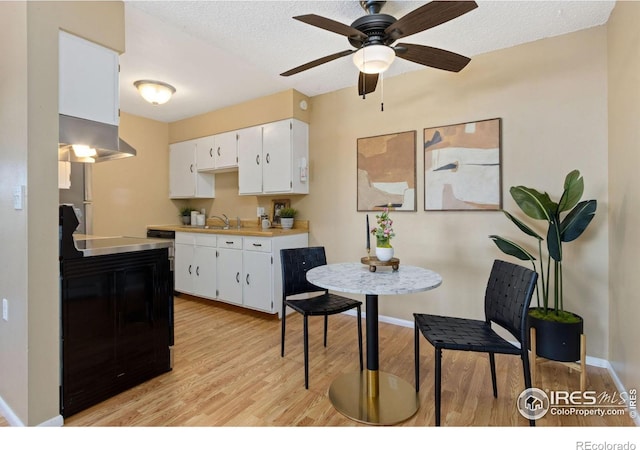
[395,43,471,72]
[358,72,379,96]
[385,1,478,41]
[280,49,354,77]
[294,14,367,41]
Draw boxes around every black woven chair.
[414,259,538,426]
[280,247,363,389]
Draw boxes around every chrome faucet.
[210,214,230,229]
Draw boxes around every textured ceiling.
[119,1,615,123]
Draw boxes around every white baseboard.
[37,415,64,427]
[0,395,24,426]
[0,395,63,427]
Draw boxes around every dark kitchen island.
[59,205,173,418]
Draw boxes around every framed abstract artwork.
[357,130,416,211]
[423,118,502,211]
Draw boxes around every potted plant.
[370,207,395,261]
[179,207,196,225]
[489,169,597,362]
[279,207,298,229]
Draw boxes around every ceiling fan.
[281,1,478,96]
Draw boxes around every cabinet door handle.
[196,266,200,276]
[256,154,260,165]
[226,241,234,245]
[188,264,192,275]
[246,274,250,285]
[252,243,262,247]
[217,147,221,156]
[209,147,213,157]
[266,153,270,164]
[190,164,194,173]
[236,272,240,283]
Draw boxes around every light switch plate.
[13,185,24,210]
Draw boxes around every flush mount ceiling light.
[134,80,176,105]
[352,45,396,74]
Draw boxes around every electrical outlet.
[257,207,265,217]
[2,298,7,321]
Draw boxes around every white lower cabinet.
[242,237,273,312]
[174,233,217,299]
[216,237,243,306]
[174,231,308,317]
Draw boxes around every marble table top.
[306,262,442,296]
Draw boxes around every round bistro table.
[306,262,442,425]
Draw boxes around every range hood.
[58,114,137,163]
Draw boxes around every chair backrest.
[484,260,538,345]
[280,247,329,298]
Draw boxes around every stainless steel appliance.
[59,162,92,235]
[146,228,175,272]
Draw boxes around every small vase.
[281,218,294,230]
[375,246,394,262]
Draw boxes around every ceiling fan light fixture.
[134,80,176,105]
[352,45,396,74]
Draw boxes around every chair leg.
[281,303,286,357]
[304,315,309,389]
[435,347,442,426]
[323,315,328,347]
[521,351,535,427]
[357,305,363,371]
[489,352,498,398]
[414,320,420,392]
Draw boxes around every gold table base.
[328,370,419,425]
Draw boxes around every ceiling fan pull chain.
[380,72,384,112]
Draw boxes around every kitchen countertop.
[72,236,172,257]
[147,219,309,238]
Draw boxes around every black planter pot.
[528,309,584,362]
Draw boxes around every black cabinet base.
[61,248,173,418]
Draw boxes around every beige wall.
[301,26,610,358]
[0,0,29,424]
[0,1,124,426]
[168,89,310,143]
[93,113,176,237]
[607,2,640,399]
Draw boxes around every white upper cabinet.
[169,139,215,199]
[59,31,119,125]
[238,119,309,196]
[237,126,264,195]
[195,131,238,172]
[213,131,239,170]
[195,135,216,171]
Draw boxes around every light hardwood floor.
[1,295,635,427]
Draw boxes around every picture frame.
[357,130,417,212]
[423,118,502,211]
[271,198,290,225]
